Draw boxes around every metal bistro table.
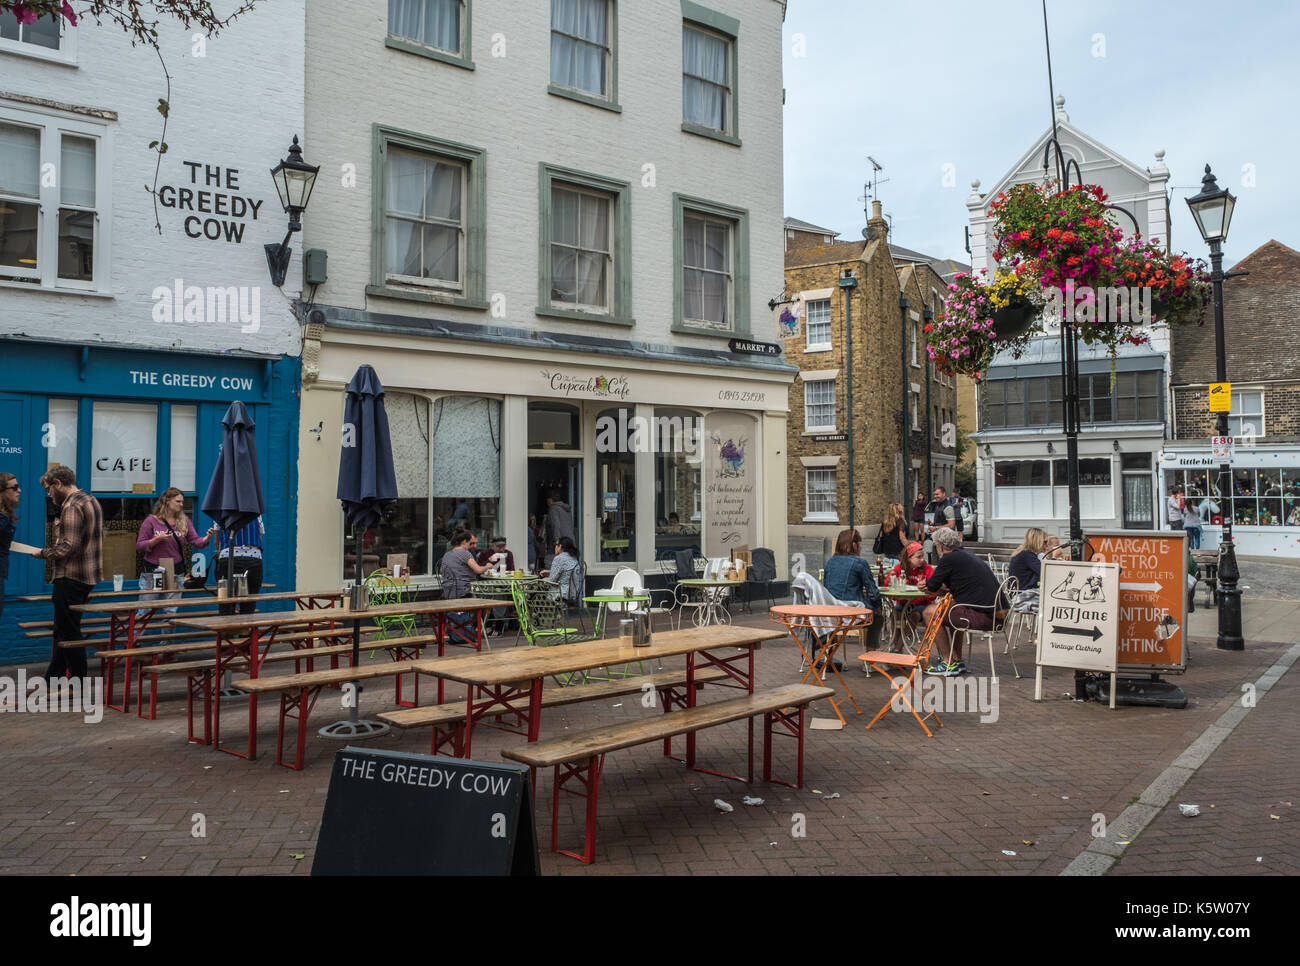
[676,577,741,627]
[71,588,342,713]
[769,604,873,728]
[877,585,932,654]
[168,597,501,759]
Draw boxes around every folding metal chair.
[951,575,1018,679]
[859,594,952,737]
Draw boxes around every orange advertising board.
[1084,530,1188,671]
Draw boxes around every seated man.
[476,535,515,575]
[921,526,1000,676]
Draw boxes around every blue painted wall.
[0,341,300,666]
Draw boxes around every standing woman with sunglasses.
[0,473,19,623]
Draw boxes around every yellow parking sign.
[1208,382,1231,412]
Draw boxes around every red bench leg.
[277,686,318,770]
[186,669,212,745]
[431,723,464,757]
[552,754,604,864]
[762,704,808,789]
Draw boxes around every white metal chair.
[949,574,1019,679]
[1002,582,1039,679]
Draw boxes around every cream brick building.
[295,0,793,589]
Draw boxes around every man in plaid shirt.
[35,464,104,678]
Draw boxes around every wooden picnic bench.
[378,667,733,757]
[502,682,834,863]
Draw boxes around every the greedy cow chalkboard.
[312,747,539,875]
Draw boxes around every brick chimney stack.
[865,199,889,242]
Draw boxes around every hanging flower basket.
[990,298,1038,339]
[927,269,1040,377]
[986,181,1211,356]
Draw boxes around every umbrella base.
[218,687,249,700]
[318,719,391,740]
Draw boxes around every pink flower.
[12,4,39,23]
[61,1,78,24]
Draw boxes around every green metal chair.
[510,581,597,686]
[365,570,418,647]
[471,578,520,646]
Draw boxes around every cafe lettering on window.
[158,161,264,243]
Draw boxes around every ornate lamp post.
[265,136,320,287]
[1185,164,1243,651]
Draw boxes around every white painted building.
[0,5,305,662]
[965,97,1173,545]
[294,0,793,590]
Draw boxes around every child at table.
[888,542,935,634]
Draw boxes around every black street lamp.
[265,136,320,288]
[1185,164,1243,651]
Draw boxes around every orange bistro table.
[769,604,873,727]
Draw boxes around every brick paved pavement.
[1,597,1296,876]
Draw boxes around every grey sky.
[782,0,1298,267]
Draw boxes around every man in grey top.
[543,490,575,564]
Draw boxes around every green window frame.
[367,124,487,309]
[680,0,740,146]
[536,162,633,325]
[672,193,749,338]
[384,0,475,70]
[548,0,621,113]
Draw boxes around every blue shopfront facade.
[0,339,300,666]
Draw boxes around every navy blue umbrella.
[201,400,265,570]
[324,365,397,740]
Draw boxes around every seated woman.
[1008,527,1047,612]
[540,536,582,604]
[823,528,881,612]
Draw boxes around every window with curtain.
[0,114,103,288]
[682,24,731,133]
[0,121,43,283]
[804,379,835,431]
[682,212,731,328]
[361,392,432,576]
[551,184,610,309]
[431,396,501,568]
[58,134,95,281]
[388,0,461,53]
[805,298,830,349]
[384,146,464,288]
[550,0,610,97]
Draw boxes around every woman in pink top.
[136,487,217,568]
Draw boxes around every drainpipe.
[839,270,859,528]
[924,306,934,495]
[900,294,911,506]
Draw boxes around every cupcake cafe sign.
[541,370,631,399]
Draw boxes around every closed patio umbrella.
[200,400,266,697]
[321,364,398,740]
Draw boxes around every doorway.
[1122,453,1154,529]
[529,457,582,564]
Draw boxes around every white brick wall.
[303,0,785,345]
[0,3,305,357]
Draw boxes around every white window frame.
[803,377,836,433]
[549,182,613,313]
[681,209,733,329]
[387,0,466,55]
[910,322,920,367]
[0,102,111,293]
[804,297,831,351]
[681,22,734,135]
[0,9,77,65]
[383,148,468,292]
[1228,388,1264,439]
[804,467,838,522]
[550,0,614,102]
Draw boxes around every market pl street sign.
[1084,530,1189,672]
[1035,559,1120,708]
[312,747,538,875]
[728,338,781,356]
[1208,382,1231,412]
